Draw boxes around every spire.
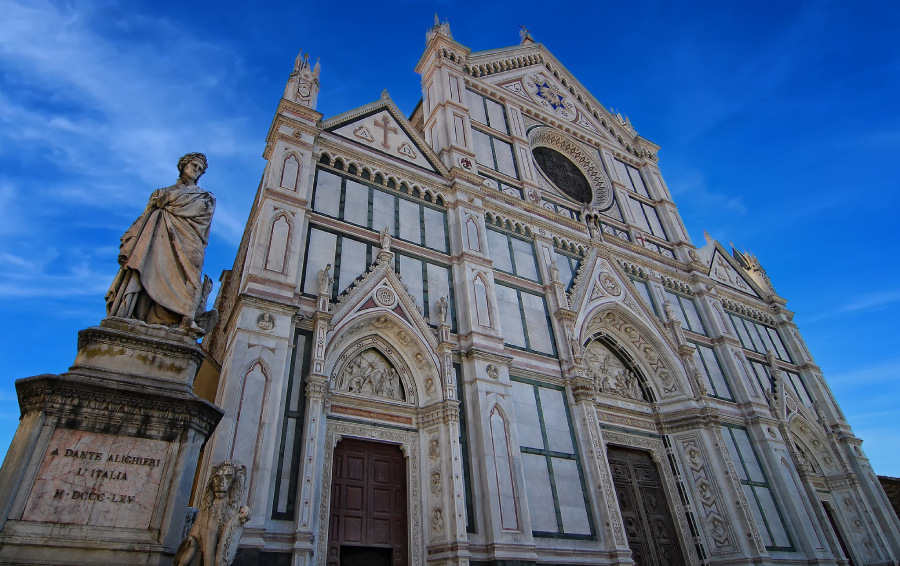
[285,48,321,110]
[519,24,534,44]
[426,14,453,43]
[703,230,713,244]
[381,88,390,100]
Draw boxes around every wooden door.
[327,438,408,566]
[607,446,686,566]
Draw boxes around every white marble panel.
[628,197,651,233]
[538,388,573,453]
[554,253,573,288]
[742,484,773,547]
[495,284,526,347]
[699,346,731,399]
[423,207,446,252]
[486,230,513,273]
[490,410,518,530]
[486,99,508,134]
[494,139,517,178]
[552,458,591,535]
[755,486,791,547]
[682,298,704,334]
[510,238,538,281]
[303,229,337,295]
[343,180,369,227]
[398,198,421,244]
[511,382,543,449]
[399,255,424,308]
[468,90,487,125]
[472,129,493,167]
[426,263,450,326]
[372,189,395,235]
[337,238,367,293]
[313,170,341,217]
[522,453,557,533]
[521,292,553,355]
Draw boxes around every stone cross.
[373,116,397,149]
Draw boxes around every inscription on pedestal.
[22,428,169,529]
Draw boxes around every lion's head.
[200,459,247,515]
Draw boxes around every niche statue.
[105,152,216,332]
[174,460,251,566]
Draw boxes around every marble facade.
[199,27,900,566]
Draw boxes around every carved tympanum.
[337,348,406,401]
[174,460,251,566]
[583,340,645,401]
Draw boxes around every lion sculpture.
[174,460,251,566]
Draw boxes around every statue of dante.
[105,153,216,329]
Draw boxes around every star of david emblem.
[534,81,566,110]
[525,74,575,118]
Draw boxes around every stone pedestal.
[0,317,223,565]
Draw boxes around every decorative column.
[293,267,333,560]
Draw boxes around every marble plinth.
[0,318,223,565]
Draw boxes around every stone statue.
[317,264,332,295]
[194,275,219,335]
[379,227,392,253]
[174,460,251,566]
[435,296,449,324]
[548,259,560,283]
[106,153,216,330]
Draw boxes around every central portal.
[327,438,408,566]
[608,446,686,566]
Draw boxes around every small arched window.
[280,154,300,191]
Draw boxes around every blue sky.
[1,0,899,474]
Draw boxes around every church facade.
[201,20,900,566]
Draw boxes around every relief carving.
[583,340,644,401]
[337,349,405,401]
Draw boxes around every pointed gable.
[324,100,444,173]
[709,248,760,298]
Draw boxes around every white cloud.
[0,0,263,300]
[800,289,900,324]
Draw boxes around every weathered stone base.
[0,319,223,565]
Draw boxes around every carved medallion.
[256,312,276,330]
[374,287,397,307]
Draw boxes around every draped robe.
[106,180,215,325]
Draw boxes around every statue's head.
[177,152,209,184]
[202,459,247,511]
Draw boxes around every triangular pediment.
[330,251,439,352]
[708,246,761,298]
[465,43,656,157]
[323,99,446,174]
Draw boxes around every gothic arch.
[278,150,304,191]
[465,214,481,252]
[325,312,443,407]
[488,403,519,531]
[472,271,492,328]
[788,415,841,477]
[580,305,687,399]
[264,209,293,273]
[230,357,271,487]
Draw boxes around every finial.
[381,88,390,100]
[294,49,303,71]
[519,24,534,44]
[703,230,713,244]
[434,12,440,26]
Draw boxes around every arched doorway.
[327,438,408,566]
